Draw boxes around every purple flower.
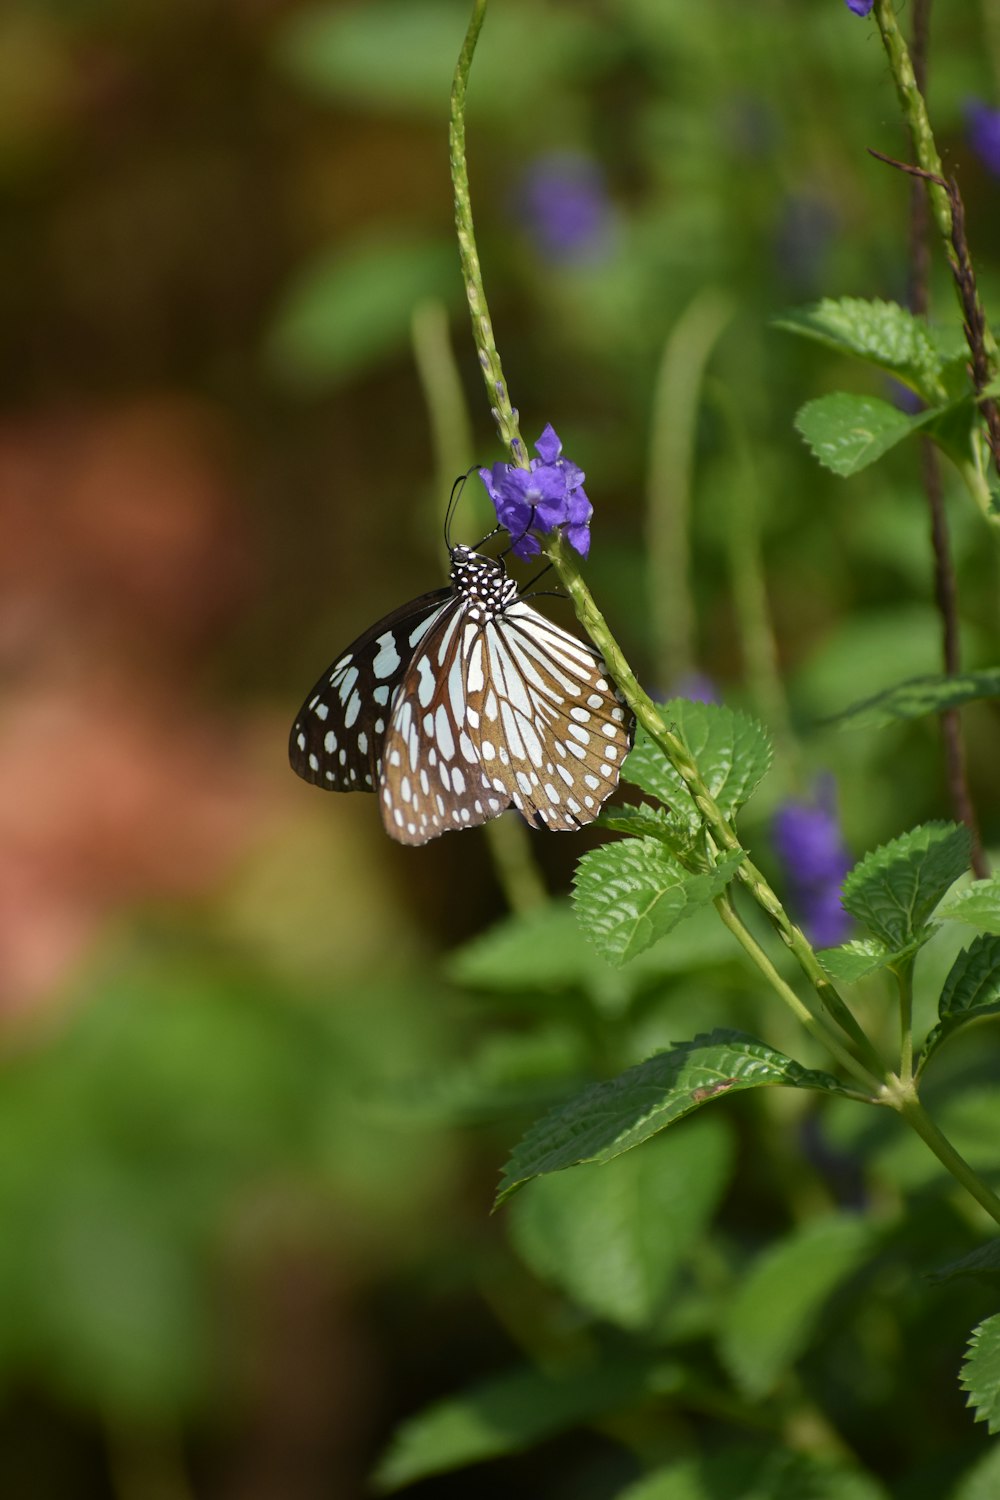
[773,194,837,293]
[479,424,593,561]
[844,0,873,15]
[514,151,615,266]
[887,378,923,415]
[772,777,852,948]
[671,673,720,705]
[966,100,1000,178]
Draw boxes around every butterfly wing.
[468,601,634,830]
[378,606,511,845]
[289,589,451,793]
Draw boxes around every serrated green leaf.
[927,1238,1000,1286]
[572,841,744,967]
[621,699,773,826]
[921,935,1000,1068]
[961,1315,1000,1435]
[938,877,1000,935]
[795,393,934,477]
[841,822,971,949]
[818,938,893,983]
[619,1446,889,1500]
[596,801,694,852]
[823,668,1000,729]
[508,1116,733,1330]
[496,1030,850,1205]
[774,297,962,399]
[266,234,457,388]
[372,1355,676,1491]
[719,1214,875,1400]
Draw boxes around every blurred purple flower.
[671,672,720,704]
[844,0,873,15]
[887,378,923,415]
[479,424,593,561]
[966,100,1000,178]
[773,194,838,293]
[772,777,852,948]
[514,151,615,266]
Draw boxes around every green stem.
[482,810,549,914]
[646,289,733,687]
[709,378,796,772]
[410,299,549,914]
[892,1091,1000,1228]
[714,894,881,1096]
[450,0,528,469]
[894,954,915,1086]
[449,0,1000,1225]
[546,532,887,1080]
[873,0,998,365]
[410,300,475,525]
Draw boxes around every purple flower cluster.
[515,151,614,266]
[772,778,852,948]
[966,100,1000,178]
[844,0,873,15]
[479,425,593,561]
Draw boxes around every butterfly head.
[449,544,518,622]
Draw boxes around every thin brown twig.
[873,27,990,878]
[868,146,1000,473]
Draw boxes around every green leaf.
[818,938,893,983]
[921,935,1000,1068]
[266,234,457,388]
[795,393,934,477]
[841,822,971,950]
[823,669,1000,729]
[951,1429,1000,1500]
[621,699,773,827]
[572,841,744,967]
[961,1315,1000,1435]
[719,1214,875,1400]
[927,1238,1000,1286]
[508,1116,733,1330]
[619,1446,889,1500]
[774,297,962,398]
[596,801,691,846]
[384,1027,589,1126]
[446,899,739,1016]
[372,1355,677,1491]
[938,877,1000,935]
[496,1030,850,1205]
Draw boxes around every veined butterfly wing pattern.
[289,544,634,846]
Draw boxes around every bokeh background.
[2,1,999,1496]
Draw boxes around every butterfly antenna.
[444,473,466,551]
[444,464,484,551]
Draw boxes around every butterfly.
[289,542,634,846]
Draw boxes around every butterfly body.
[289,545,633,845]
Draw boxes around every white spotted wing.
[289,545,635,846]
[289,590,450,794]
[472,603,631,831]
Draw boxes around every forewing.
[470,602,634,830]
[289,590,451,793]
[379,610,512,845]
